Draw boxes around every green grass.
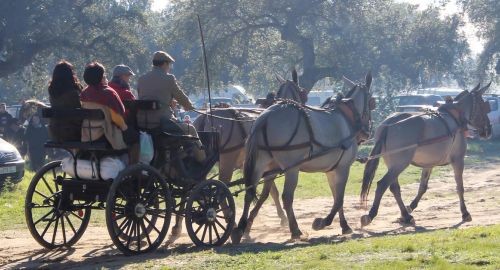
[126,225,500,269]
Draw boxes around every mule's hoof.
[398,215,415,225]
[291,230,308,241]
[171,226,182,237]
[463,214,472,222]
[231,228,244,244]
[312,218,325,231]
[360,215,372,227]
[406,205,413,213]
[280,216,289,227]
[342,227,353,235]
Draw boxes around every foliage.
[0,0,155,102]
[165,0,469,96]
[459,0,500,80]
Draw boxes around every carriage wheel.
[25,161,91,249]
[185,180,235,247]
[106,164,172,255]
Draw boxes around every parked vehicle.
[0,138,25,187]
[393,94,444,112]
[484,95,500,138]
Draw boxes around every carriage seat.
[42,108,127,155]
[123,99,200,144]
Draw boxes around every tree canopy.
[0,0,494,105]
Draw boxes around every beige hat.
[153,51,175,63]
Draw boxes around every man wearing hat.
[109,64,140,163]
[137,51,205,163]
[109,64,136,102]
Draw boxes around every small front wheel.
[106,164,172,255]
[185,180,235,246]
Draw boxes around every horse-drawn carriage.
[24,100,235,255]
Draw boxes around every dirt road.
[1,162,499,269]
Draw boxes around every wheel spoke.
[200,224,208,243]
[194,223,203,235]
[146,210,166,219]
[61,216,67,244]
[119,218,132,238]
[212,223,221,242]
[34,190,53,202]
[136,220,141,251]
[40,213,56,238]
[126,220,136,248]
[209,223,213,245]
[30,204,54,209]
[143,216,161,234]
[118,217,131,232]
[140,220,152,246]
[34,209,55,225]
[41,176,54,195]
[51,215,59,245]
[69,211,84,221]
[214,218,227,231]
[64,215,77,234]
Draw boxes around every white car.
[484,95,500,138]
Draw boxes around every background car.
[485,95,500,138]
[393,94,444,112]
[0,138,25,187]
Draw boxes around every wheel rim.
[25,161,90,248]
[186,181,235,246]
[107,166,171,254]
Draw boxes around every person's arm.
[107,91,128,130]
[169,75,194,110]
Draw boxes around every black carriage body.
[59,177,111,205]
[25,102,233,255]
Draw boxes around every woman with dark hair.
[48,60,83,142]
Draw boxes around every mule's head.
[275,68,310,104]
[324,72,376,143]
[457,82,492,139]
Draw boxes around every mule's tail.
[243,119,267,201]
[360,126,388,209]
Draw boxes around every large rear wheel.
[185,180,235,246]
[25,161,91,249]
[106,164,172,255]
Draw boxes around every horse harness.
[258,99,365,172]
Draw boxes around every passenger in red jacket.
[108,64,136,102]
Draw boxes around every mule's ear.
[365,71,372,89]
[292,68,298,84]
[275,73,286,84]
[478,81,492,95]
[343,76,356,89]
[454,90,469,101]
[471,83,481,93]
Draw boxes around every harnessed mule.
[167,71,309,240]
[360,82,492,227]
[232,73,375,243]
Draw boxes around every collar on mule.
[336,99,370,144]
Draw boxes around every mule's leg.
[408,168,432,212]
[451,159,471,222]
[312,168,351,234]
[244,177,274,237]
[169,204,185,241]
[269,179,288,226]
[231,155,270,244]
[282,169,303,239]
[389,180,414,224]
[361,170,397,227]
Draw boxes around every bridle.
[322,85,375,144]
[276,81,308,105]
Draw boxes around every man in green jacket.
[137,51,205,162]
